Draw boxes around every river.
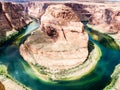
[0,21,120,90]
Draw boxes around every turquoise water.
[0,21,120,90]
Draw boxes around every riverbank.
[27,42,101,82]
[0,65,30,90]
[86,24,120,50]
[86,24,120,90]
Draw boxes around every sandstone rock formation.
[20,4,88,73]
[25,2,120,40]
[88,4,120,40]
[24,2,45,18]
[89,8,120,33]
[0,2,31,42]
[25,2,92,21]
[104,64,120,90]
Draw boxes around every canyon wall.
[24,2,93,21]
[0,2,31,43]
[24,2,95,21]
[88,4,120,33]
[25,2,120,37]
[0,2,119,43]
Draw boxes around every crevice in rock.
[61,28,67,41]
[70,30,79,33]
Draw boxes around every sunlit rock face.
[25,2,93,21]
[25,2,45,18]
[20,4,88,72]
[0,2,31,41]
[88,4,120,40]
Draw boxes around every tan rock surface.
[88,4,120,40]
[20,4,88,72]
[89,8,120,32]
[0,76,26,90]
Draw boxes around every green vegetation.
[0,65,7,75]
[86,24,120,50]
[34,64,50,75]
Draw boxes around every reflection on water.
[0,21,120,90]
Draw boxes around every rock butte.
[26,2,120,40]
[20,4,88,72]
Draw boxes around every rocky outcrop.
[24,2,45,18]
[20,4,88,74]
[64,3,92,21]
[88,4,120,40]
[0,75,27,90]
[0,2,31,42]
[104,64,120,90]
[25,2,92,21]
[89,8,120,33]
[25,2,120,40]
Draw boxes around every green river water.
[0,21,120,90]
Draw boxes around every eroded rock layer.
[25,2,120,41]
[0,2,31,42]
[20,4,88,73]
[89,7,120,33]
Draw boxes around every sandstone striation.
[89,8,120,33]
[0,2,31,42]
[20,4,88,74]
[25,2,120,40]
[88,4,120,41]
[25,2,92,21]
